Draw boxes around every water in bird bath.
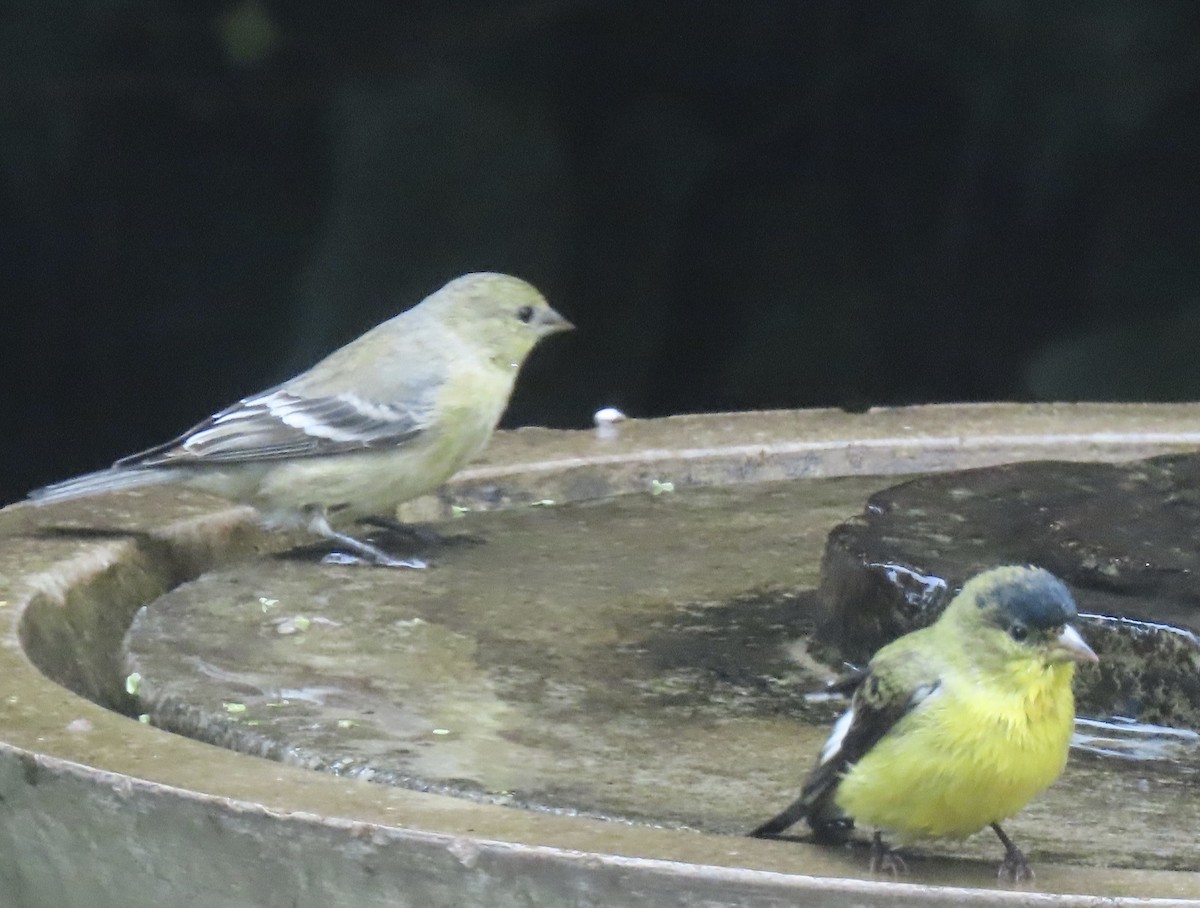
[122,471,1200,876]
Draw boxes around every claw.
[991,822,1034,883]
[997,849,1034,884]
[309,513,428,568]
[868,831,907,878]
[321,551,426,569]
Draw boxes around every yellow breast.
[835,662,1076,840]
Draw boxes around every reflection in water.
[1072,715,1200,763]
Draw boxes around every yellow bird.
[750,565,1098,881]
[27,273,572,567]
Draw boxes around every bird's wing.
[749,657,941,839]
[116,387,434,467]
[807,662,941,801]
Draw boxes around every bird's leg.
[991,822,1034,883]
[868,831,906,877]
[308,513,427,569]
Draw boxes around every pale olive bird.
[28,272,572,566]
[750,565,1098,881]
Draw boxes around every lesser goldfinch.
[750,565,1098,881]
[27,272,572,566]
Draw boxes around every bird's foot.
[997,848,1034,884]
[320,550,427,569]
[318,527,427,569]
[991,822,1034,883]
[868,831,907,878]
[303,513,428,568]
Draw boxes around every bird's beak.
[1054,624,1099,664]
[537,307,575,336]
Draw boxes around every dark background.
[5,1,1200,506]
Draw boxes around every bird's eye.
[1009,623,1028,642]
[517,305,535,324]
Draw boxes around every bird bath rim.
[4,403,1200,907]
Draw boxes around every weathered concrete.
[3,404,1200,906]
[121,475,1200,871]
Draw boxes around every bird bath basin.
[4,404,1200,907]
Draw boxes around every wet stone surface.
[125,477,865,829]
[817,454,1200,728]
[123,475,1200,871]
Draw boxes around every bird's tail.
[26,467,173,505]
[748,796,810,838]
[749,789,853,842]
